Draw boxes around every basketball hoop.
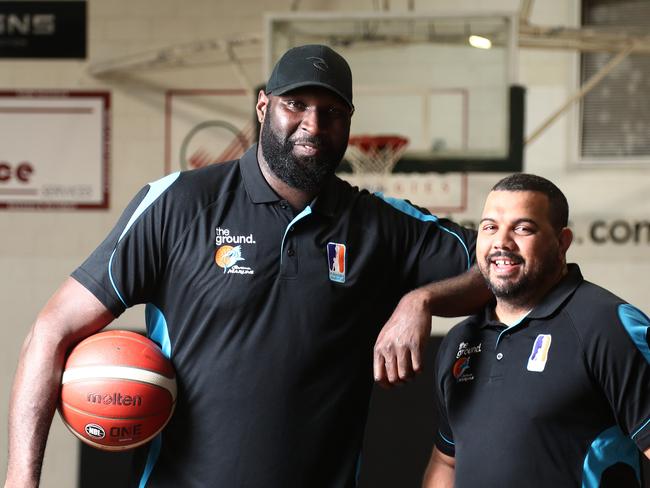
[345,135,409,174]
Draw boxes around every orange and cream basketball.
[58,330,176,451]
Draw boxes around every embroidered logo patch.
[456,341,482,359]
[452,341,482,382]
[327,242,346,283]
[527,334,552,372]
[215,227,256,246]
[215,245,254,275]
[452,357,472,382]
[215,227,255,275]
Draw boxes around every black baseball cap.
[265,44,353,110]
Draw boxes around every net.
[345,135,409,174]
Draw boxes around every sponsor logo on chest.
[452,341,482,383]
[214,227,256,275]
[327,242,346,283]
[527,334,552,372]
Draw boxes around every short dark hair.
[491,173,569,231]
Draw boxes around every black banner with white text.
[0,1,86,58]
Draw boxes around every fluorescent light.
[469,35,492,49]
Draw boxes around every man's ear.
[256,90,269,124]
[559,227,573,256]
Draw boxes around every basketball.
[58,330,177,451]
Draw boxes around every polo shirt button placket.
[489,327,507,380]
[280,242,299,276]
[280,209,299,276]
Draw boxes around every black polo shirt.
[434,264,650,488]
[72,145,476,488]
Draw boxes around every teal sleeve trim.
[145,303,172,358]
[581,425,640,488]
[108,172,180,309]
[374,192,471,270]
[138,434,162,488]
[118,172,180,241]
[618,303,650,364]
[632,418,650,441]
[137,304,174,486]
[438,431,455,446]
[108,249,128,308]
[616,305,650,443]
[374,193,439,223]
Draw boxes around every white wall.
[428,0,650,332]
[1,0,648,486]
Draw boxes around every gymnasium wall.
[1,0,649,487]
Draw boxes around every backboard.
[265,11,524,174]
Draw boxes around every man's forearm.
[5,278,115,488]
[5,324,68,488]
[418,265,491,318]
[373,266,491,386]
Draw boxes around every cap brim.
[269,81,354,110]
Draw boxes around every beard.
[260,113,347,192]
[479,247,561,306]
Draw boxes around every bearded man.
[424,173,650,488]
[5,44,490,488]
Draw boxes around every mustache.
[487,251,524,264]
[289,136,326,148]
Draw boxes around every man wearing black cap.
[5,45,489,488]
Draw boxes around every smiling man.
[5,45,491,488]
[423,173,650,488]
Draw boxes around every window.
[580,0,650,162]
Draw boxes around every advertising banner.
[0,1,86,58]
[0,91,110,209]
